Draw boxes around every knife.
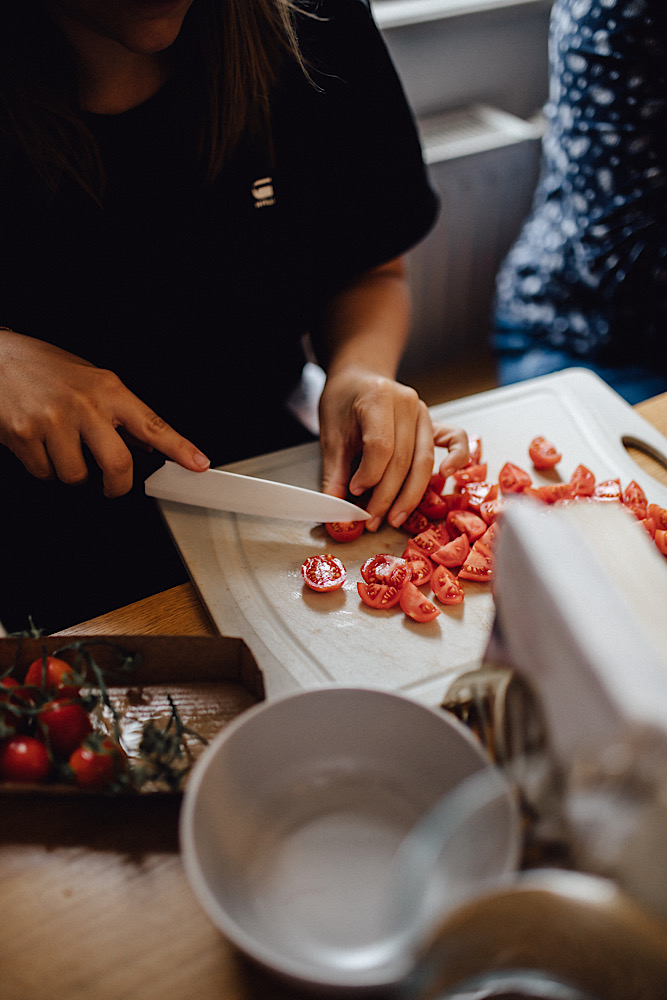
[144,460,372,523]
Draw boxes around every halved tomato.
[432,534,470,568]
[431,565,465,605]
[325,520,365,543]
[528,436,562,469]
[399,582,441,623]
[301,554,346,592]
[498,462,532,495]
[357,581,402,610]
[407,527,444,557]
[360,554,411,589]
[446,509,487,543]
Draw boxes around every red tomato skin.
[417,486,450,520]
[301,554,346,592]
[360,554,411,589]
[432,534,470,568]
[38,700,93,758]
[0,736,51,783]
[655,529,667,557]
[467,434,483,465]
[453,464,488,490]
[402,510,432,536]
[528,436,562,470]
[408,528,445,557]
[69,745,116,790]
[356,581,402,610]
[569,464,596,497]
[24,656,80,698]
[446,510,487,543]
[399,582,441,623]
[458,540,494,582]
[647,504,667,530]
[324,521,365,543]
[431,566,465,605]
[401,551,434,586]
[498,462,532,495]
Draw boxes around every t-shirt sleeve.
[287,0,439,292]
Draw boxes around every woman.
[0,0,467,632]
[493,0,667,405]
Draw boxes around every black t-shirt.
[0,0,437,631]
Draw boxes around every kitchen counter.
[2,390,666,1000]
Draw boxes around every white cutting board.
[158,369,667,705]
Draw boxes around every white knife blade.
[145,460,371,523]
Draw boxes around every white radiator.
[399,104,543,378]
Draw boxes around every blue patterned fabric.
[494,0,667,384]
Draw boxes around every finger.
[433,423,470,479]
[8,437,55,482]
[385,404,435,528]
[119,404,210,474]
[79,420,136,497]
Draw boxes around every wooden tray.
[0,634,264,794]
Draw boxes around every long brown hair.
[0,0,310,200]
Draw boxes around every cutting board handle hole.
[622,435,667,480]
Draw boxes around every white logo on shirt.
[252,177,275,208]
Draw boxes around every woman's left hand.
[318,365,466,531]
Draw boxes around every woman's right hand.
[0,329,210,496]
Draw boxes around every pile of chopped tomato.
[303,432,667,623]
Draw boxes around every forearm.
[312,257,411,379]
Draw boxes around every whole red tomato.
[69,743,117,790]
[38,699,93,757]
[0,735,51,783]
[24,656,81,698]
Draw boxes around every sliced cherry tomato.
[401,550,434,586]
[431,565,465,605]
[432,534,470,568]
[453,464,488,489]
[360,554,411,589]
[428,472,447,495]
[24,656,81,698]
[324,520,365,543]
[69,744,117,790]
[399,581,441,623]
[655,529,667,557]
[592,478,621,502]
[569,464,596,497]
[479,498,503,525]
[498,462,532,495]
[356,581,402,610]
[528,436,562,469]
[460,481,495,512]
[417,486,450,521]
[408,527,445,557]
[301,554,346,592]
[402,510,432,536]
[446,509,487,543]
[525,483,573,504]
[467,434,483,465]
[647,504,667,530]
[458,539,494,582]
[38,699,93,757]
[0,735,51,783]
[621,480,647,519]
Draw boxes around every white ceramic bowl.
[179,687,520,993]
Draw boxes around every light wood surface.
[2,392,667,1000]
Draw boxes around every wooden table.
[3,393,667,1000]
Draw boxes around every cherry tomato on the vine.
[38,699,93,757]
[24,656,81,698]
[69,743,117,790]
[0,735,51,783]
